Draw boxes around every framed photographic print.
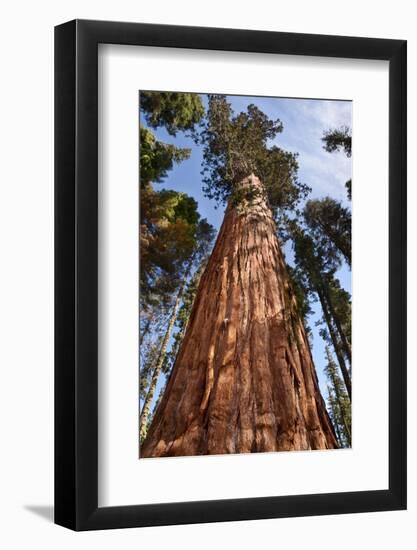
[55,20,407,530]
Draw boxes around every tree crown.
[200,95,309,213]
[322,126,352,157]
[303,197,351,266]
[140,91,205,136]
[140,128,191,187]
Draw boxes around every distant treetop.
[140,91,205,136]
[140,128,191,187]
[322,126,352,157]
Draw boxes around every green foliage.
[192,219,217,263]
[140,331,164,400]
[291,221,341,281]
[327,278,351,347]
[304,197,351,267]
[324,347,351,447]
[345,179,352,201]
[322,126,352,157]
[291,220,350,340]
[200,95,310,212]
[290,222,351,386]
[286,265,314,341]
[139,95,209,312]
[140,186,202,311]
[140,91,204,136]
[322,127,352,202]
[140,127,191,187]
[139,91,353,447]
[261,147,310,215]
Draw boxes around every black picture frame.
[55,19,407,531]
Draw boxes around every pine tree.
[292,226,351,399]
[322,126,351,157]
[326,384,343,445]
[140,127,191,188]
[140,91,204,136]
[324,347,351,447]
[139,281,185,443]
[322,126,352,202]
[139,331,164,401]
[304,198,351,267]
[139,129,200,315]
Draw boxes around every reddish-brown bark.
[141,175,338,457]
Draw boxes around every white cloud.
[269,98,352,204]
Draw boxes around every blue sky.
[140,93,352,408]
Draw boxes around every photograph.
[0,1,409,542]
[139,91,352,458]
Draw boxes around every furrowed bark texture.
[141,175,338,457]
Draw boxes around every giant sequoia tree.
[141,96,338,456]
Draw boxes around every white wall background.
[0,1,414,548]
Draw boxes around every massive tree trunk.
[141,175,338,457]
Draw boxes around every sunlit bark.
[141,175,338,457]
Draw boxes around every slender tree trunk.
[141,175,338,457]
[325,352,351,445]
[318,221,350,267]
[140,316,152,346]
[322,283,352,364]
[316,286,352,400]
[333,385,351,445]
[139,275,188,442]
[332,382,351,444]
[333,236,350,267]
[327,385,342,445]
